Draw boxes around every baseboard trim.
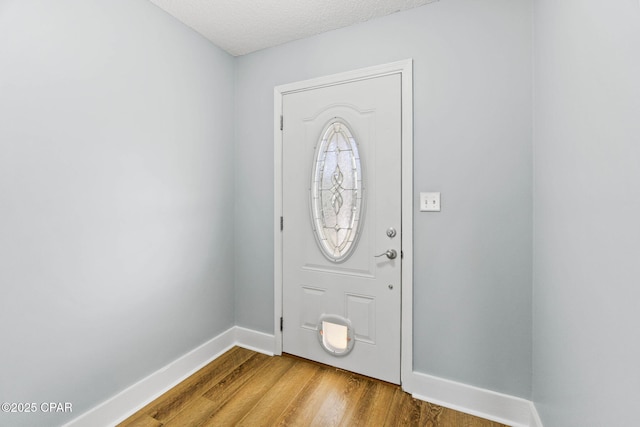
[408,371,542,427]
[235,326,276,355]
[529,401,544,427]
[64,326,275,427]
[65,328,542,427]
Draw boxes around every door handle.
[374,249,397,260]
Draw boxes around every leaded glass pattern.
[311,120,363,262]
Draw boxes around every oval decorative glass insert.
[311,120,363,262]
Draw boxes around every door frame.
[274,59,413,387]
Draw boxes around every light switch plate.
[420,192,441,212]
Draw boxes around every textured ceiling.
[149,0,438,56]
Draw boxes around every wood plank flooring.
[119,347,508,427]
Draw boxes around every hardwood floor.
[119,347,508,427]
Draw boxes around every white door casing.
[274,60,413,387]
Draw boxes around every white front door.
[281,73,402,384]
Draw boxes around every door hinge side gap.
[280,216,284,231]
[280,115,283,131]
[280,317,283,331]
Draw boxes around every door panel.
[282,74,401,383]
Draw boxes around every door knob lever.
[374,249,397,260]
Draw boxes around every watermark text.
[1,402,72,413]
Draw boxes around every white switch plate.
[420,192,441,212]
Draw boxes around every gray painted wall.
[0,1,235,426]
[234,0,533,398]
[533,0,640,425]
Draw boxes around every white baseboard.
[65,327,542,427]
[64,326,275,427]
[407,371,543,427]
[235,326,276,355]
[529,401,544,427]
